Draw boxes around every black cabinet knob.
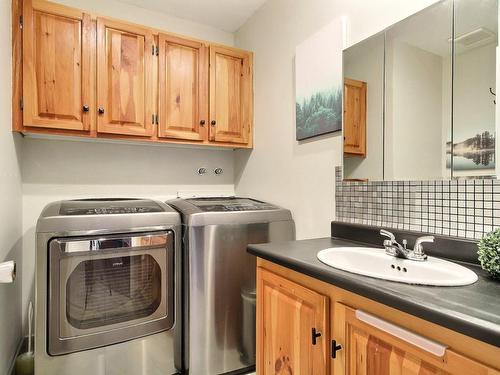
[82,104,89,112]
[312,328,322,345]
[98,107,105,114]
[211,120,216,126]
[200,120,206,125]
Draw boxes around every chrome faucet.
[380,229,434,261]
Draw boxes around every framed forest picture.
[295,18,343,140]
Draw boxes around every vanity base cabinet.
[335,303,499,375]
[256,258,500,375]
[257,268,329,375]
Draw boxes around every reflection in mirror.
[452,0,498,177]
[343,33,385,181]
[385,0,453,180]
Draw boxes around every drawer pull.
[355,310,447,357]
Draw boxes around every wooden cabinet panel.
[22,0,91,131]
[158,34,208,141]
[209,46,252,145]
[344,78,367,156]
[335,303,500,375]
[14,0,254,148]
[257,268,329,375]
[97,18,154,137]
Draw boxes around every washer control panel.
[59,199,164,216]
[188,197,278,212]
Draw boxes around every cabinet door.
[344,78,366,156]
[209,46,252,145]
[334,303,500,375]
[257,268,329,375]
[97,18,154,137]
[158,34,208,141]
[22,0,92,131]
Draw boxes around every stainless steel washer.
[35,199,182,375]
[168,197,295,375]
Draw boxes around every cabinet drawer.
[334,303,500,375]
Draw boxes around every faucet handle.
[380,229,396,243]
[414,235,434,254]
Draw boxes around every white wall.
[0,0,23,373]
[20,0,236,330]
[51,0,234,45]
[234,0,440,240]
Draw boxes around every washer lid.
[168,197,294,226]
[59,198,165,216]
[186,197,277,212]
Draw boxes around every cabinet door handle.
[98,107,105,114]
[355,310,447,357]
[311,328,322,345]
[200,120,206,126]
[331,340,342,359]
[211,120,216,126]
[82,104,89,112]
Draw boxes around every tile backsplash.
[335,167,500,240]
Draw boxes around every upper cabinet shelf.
[13,0,254,149]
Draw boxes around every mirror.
[453,0,498,177]
[343,33,385,181]
[342,0,498,181]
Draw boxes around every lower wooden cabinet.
[257,268,329,375]
[334,303,500,375]
[256,260,500,375]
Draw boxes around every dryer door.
[48,231,174,355]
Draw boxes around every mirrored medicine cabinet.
[343,0,498,181]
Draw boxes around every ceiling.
[115,0,268,32]
[388,0,497,57]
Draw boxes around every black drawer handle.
[312,328,322,345]
[331,340,342,358]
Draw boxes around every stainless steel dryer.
[168,197,295,375]
[35,199,182,375]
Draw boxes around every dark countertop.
[248,237,500,348]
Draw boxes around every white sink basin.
[317,247,478,286]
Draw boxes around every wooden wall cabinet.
[14,0,253,149]
[257,259,500,375]
[158,34,208,141]
[209,46,253,145]
[344,78,367,157]
[96,18,154,137]
[22,0,92,132]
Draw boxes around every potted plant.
[478,229,500,280]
